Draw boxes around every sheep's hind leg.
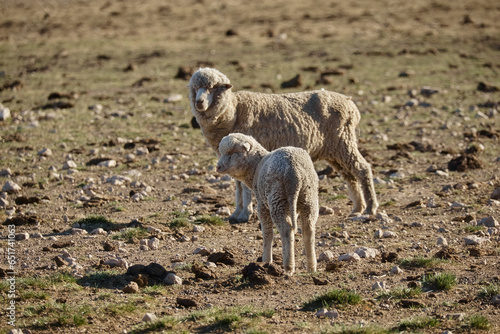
[258,204,273,264]
[299,201,318,273]
[270,204,295,275]
[327,160,365,216]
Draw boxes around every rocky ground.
[0,0,499,333]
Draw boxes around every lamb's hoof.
[228,215,249,224]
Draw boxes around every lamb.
[189,67,378,223]
[216,133,318,275]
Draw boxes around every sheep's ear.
[217,83,232,91]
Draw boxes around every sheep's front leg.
[258,204,273,264]
[238,183,253,222]
[229,181,243,223]
[299,204,318,273]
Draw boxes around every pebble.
[315,308,339,319]
[148,237,160,250]
[318,250,335,262]
[38,148,53,157]
[71,228,88,235]
[0,104,11,121]
[376,212,393,223]
[464,235,488,245]
[104,258,129,268]
[390,266,403,275]
[147,226,162,234]
[90,228,106,235]
[98,159,117,168]
[491,188,500,200]
[354,247,379,259]
[15,233,30,241]
[338,253,361,262]
[164,94,183,103]
[372,281,388,291]
[193,246,211,256]
[437,237,448,246]
[0,168,12,177]
[0,197,9,207]
[164,273,182,285]
[2,181,21,194]
[193,225,205,233]
[62,160,77,170]
[216,206,231,216]
[490,294,500,305]
[478,216,498,227]
[447,313,465,321]
[123,282,139,293]
[142,313,157,323]
[32,232,44,239]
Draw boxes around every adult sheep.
[189,67,378,222]
[216,133,318,275]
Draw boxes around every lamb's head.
[188,68,233,113]
[216,133,261,178]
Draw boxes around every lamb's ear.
[242,141,251,152]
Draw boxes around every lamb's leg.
[228,181,243,223]
[299,201,318,273]
[270,204,295,275]
[258,204,273,264]
[356,155,378,215]
[237,183,253,223]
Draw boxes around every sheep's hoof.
[228,216,249,224]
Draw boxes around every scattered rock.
[338,253,361,262]
[176,297,198,308]
[164,94,183,103]
[354,247,379,259]
[490,294,500,305]
[372,281,388,291]
[312,276,329,285]
[98,159,117,168]
[142,313,157,323]
[53,256,68,267]
[193,246,211,256]
[241,262,274,285]
[478,216,498,227]
[103,241,116,251]
[0,104,11,121]
[37,148,53,157]
[91,228,106,235]
[148,237,160,250]
[2,181,21,194]
[464,235,489,245]
[15,233,29,241]
[164,273,182,285]
[318,250,335,262]
[104,258,129,268]
[437,237,448,246]
[491,188,500,200]
[315,308,339,319]
[62,160,77,170]
[123,282,139,293]
[390,266,403,275]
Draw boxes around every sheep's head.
[189,68,233,112]
[216,134,254,176]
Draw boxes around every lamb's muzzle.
[195,87,212,111]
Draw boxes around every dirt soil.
[0,0,499,333]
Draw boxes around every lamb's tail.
[290,192,299,233]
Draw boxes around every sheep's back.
[233,90,359,159]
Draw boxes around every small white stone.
[318,250,335,262]
[338,253,361,262]
[193,225,205,233]
[164,94,183,103]
[478,216,499,227]
[464,235,488,245]
[32,232,44,239]
[104,258,128,268]
[147,226,162,234]
[216,206,231,216]
[148,237,160,250]
[38,148,53,157]
[98,159,117,168]
[354,247,379,259]
[372,281,388,291]
[62,160,77,170]
[390,266,403,275]
[2,181,21,194]
[71,228,88,235]
[382,231,398,238]
[0,104,11,121]
[437,236,448,246]
[164,273,182,285]
[15,233,30,241]
[142,313,157,323]
[90,228,106,235]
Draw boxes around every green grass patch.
[105,301,139,315]
[195,215,226,226]
[111,227,148,240]
[25,302,92,328]
[302,289,362,311]
[377,286,422,300]
[168,211,191,229]
[78,269,124,288]
[398,256,444,268]
[397,316,439,331]
[478,283,500,299]
[467,314,490,330]
[464,225,485,233]
[422,272,457,291]
[320,323,392,334]
[74,215,116,231]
